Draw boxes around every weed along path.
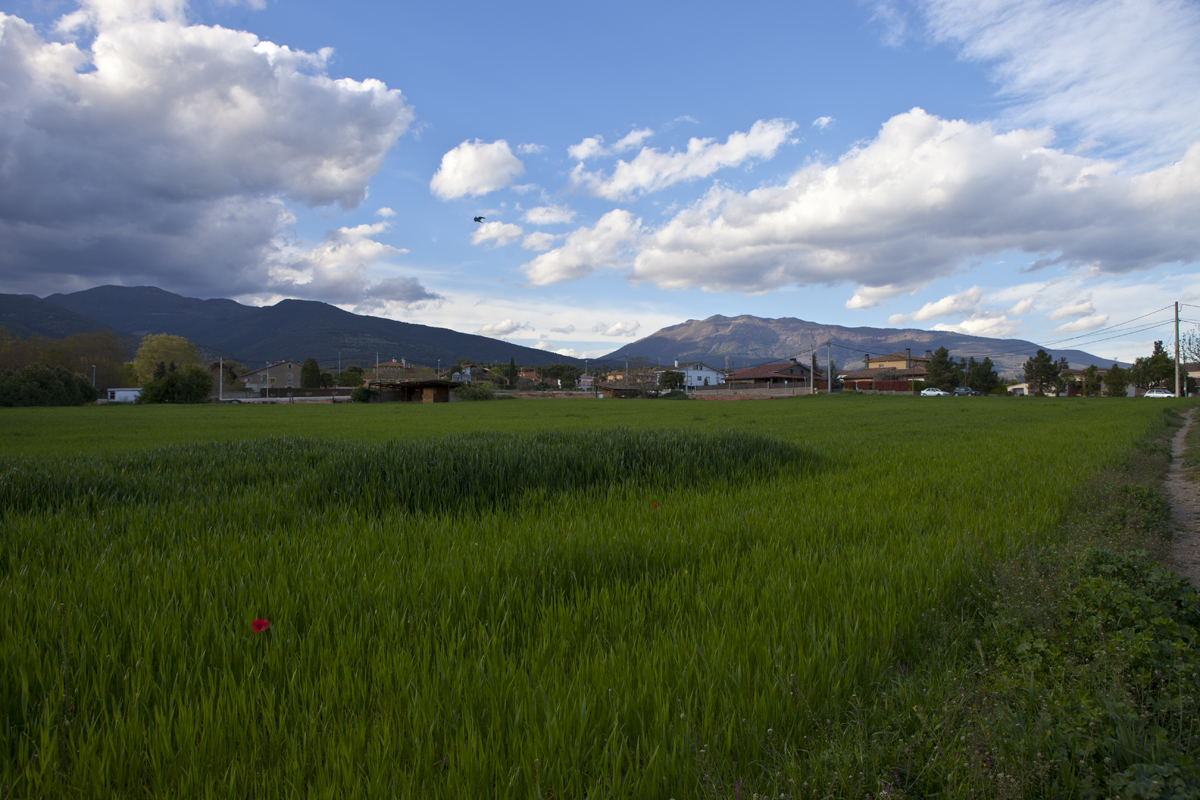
[1167,407,1200,584]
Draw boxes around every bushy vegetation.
[454,383,495,401]
[0,328,127,391]
[0,396,1190,797]
[0,363,97,406]
[136,363,212,403]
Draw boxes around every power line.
[1036,305,1174,347]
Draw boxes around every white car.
[921,387,951,396]
[1143,388,1174,398]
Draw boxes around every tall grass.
[0,430,813,518]
[0,397,1175,797]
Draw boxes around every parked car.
[921,387,951,396]
[1143,388,1174,398]
[953,387,981,396]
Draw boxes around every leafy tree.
[1103,364,1130,397]
[659,370,685,391]
[334,370,364,387]
[1130,341,1175,388]
[137,364,213,403]
[350,386,374,403]
[516,377,536,391]
[300,357,322,389]
[320,372,335,388]
[1080,365,1102,396]
[925,347,961,392]
[624,357,658,396]
[0,364,98,406]
[1183,327,1200,366]
[964,356,1000,394]
[541,364,582,389]
[1022,349,1060,396]
[0,328,128,391]
[133,334,198,385]
[507,356,518,386]
[454,384,495,401]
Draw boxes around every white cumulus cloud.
[523,205,576,225]
[1007,296,1036,315]
[430,139,525,200]
[522,210,642,286]
[567,136,607,161]
[812,116,834,130]
[521,232,558,251]
[269,222,440,311]
[932,312,1020,338]
[549,324,576,334]
[1053,313,1110,332]
[0,2,414,297]
[624,108,1200,298]
[476,319,531,337]
[1048,298,1096,320]
[592,320,641,337]
[470,221,523,248]
[375,207,396,217]
[888,286,983,324]
[612,128,654,152]
[571,119,798,200]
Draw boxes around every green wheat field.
[0,396,1179,797]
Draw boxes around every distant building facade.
[105,387,142,403]
[237,360,303,396]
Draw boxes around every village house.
[374,358,416,382]
[237,360,303,397]
[839,349,930,390]
[725,358,814,389]
[659,360,726,391]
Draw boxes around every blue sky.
[3,0,1199,362]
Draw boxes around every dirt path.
[1165,407,1200,584]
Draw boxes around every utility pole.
[1176,301,1182,398]
[91,364,96,388]
[219,357,223,402]
[338,351,342,374]
[827,341,832,395]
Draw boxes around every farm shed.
[597,383,642,399]
[371,378,454,403]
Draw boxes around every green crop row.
[0,397,1180,797]
[0,429,814,518]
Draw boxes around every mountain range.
[601,315,1122,376]
[2,286,1122,375]
[5,286,582,369]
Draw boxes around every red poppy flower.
[652,503,658,508]
[251,619,270,633]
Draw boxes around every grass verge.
[699,407,1200,799]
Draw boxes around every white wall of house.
[676,361,725,389]
[106,388,142,403]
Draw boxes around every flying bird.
[474,216,485,223]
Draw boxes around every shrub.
[454,384,495,401]
[350,386,374,403]
[0,364,97,406]
[660,389,690,400]
[137,365,213,403]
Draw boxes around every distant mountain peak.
[601,313,1120,375]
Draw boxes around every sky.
[2,0,1199,363]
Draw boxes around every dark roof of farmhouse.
[726,362,814,380]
